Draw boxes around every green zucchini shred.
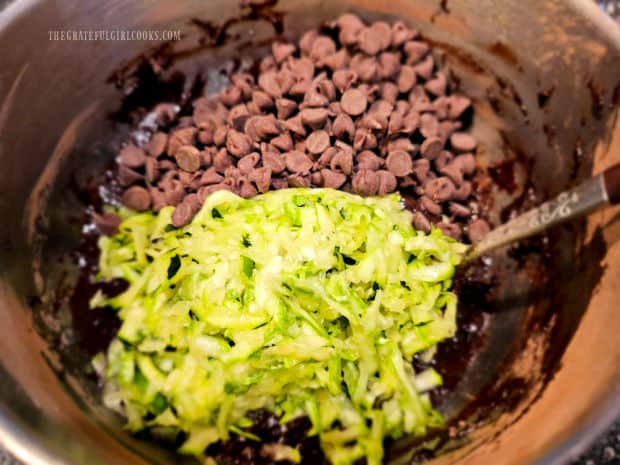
[96,188,466,465]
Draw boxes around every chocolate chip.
[173,145,200,172]
[252,90,274,110]
[450,132,477,152]
[318,79,337,101]
[453,153,477,175]
[400,111,420,134]
[122,186,151,211]
[285,151,313,173]
[412,55,434,80]
[299,29,318,55]
[419,113,439,138]
[350,54,378,82]
[412,158,430,183]
[396,66,416,93]
[275,98,298,119]
[352,169,379,195]
[198,128,214,145]
[337,13,365,45]
[353,128,377,151]
[388,112,403,135]
[119,145,147,168]
[289,57,315,82]
[387,138,416,153]
[200,149,214,168]
[391,21,417,47]
[425,176,456,202]
[333,70,358,93]
[226,130,253,157]
[237,153,261,175]
[300,108,329,127]
[220,85,242,107]
[320,169,347,189]
[304,89,329,107]
[467,218,490,242]
[289,79,311,97]
[248,167,272,193]
[440,160,464,185]
[150,188,167,212]
[213,148,234,173]
[453,181,472,201]
[213,126,228,147]
[262,151,286,174]
[272,41,296,63]
[93,212,121,236]
[404,41,430,65]
[259,55,277,72]
[394,100,410,114]
[386,150,413,177]
[321,49,349,71]
[328,101,342,116]
[258,115,283,140]
[200,167,224,185]
[118,164,143,187]
[239,178,258,198]
[145,132,168,158]
[258,70,282,98]
[339,88,367,116]
[380,82,399,104]
[311,171,323,186]
[378,52,401,79]
[449,202,471,218]
[277,69,297,95]
[358,22,391,55]
[367,99,392,126]
[316,147,338,168]
[306,130,330,154]
[161,179,186,206]
[424,72,447,97]
[357,150,384,170]
[171,196,201,228]
[332,113,355,139]
[447,95,472,119]
[377,170,397,194]
[271,177,289,189]
[419,196,442,216]
[310,36,337,62]
[438,121,461,143]
[271,132,294,152]
[145,158,160,183]
[413,212,431,233]
[288,173,310,187]
[420,137,443,160]
[434,150,453,170]
[231,73,255,99]
[330,149,353,175]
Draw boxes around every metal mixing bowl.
[0,1,619,464]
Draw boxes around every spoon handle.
[468,162,620,258]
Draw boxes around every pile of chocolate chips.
[112,13,490,242]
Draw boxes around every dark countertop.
[0,1,618,465]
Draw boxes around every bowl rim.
[0,0,618,464]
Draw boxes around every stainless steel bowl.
[0,1,619,464]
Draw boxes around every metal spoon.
[466,162,620,259]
